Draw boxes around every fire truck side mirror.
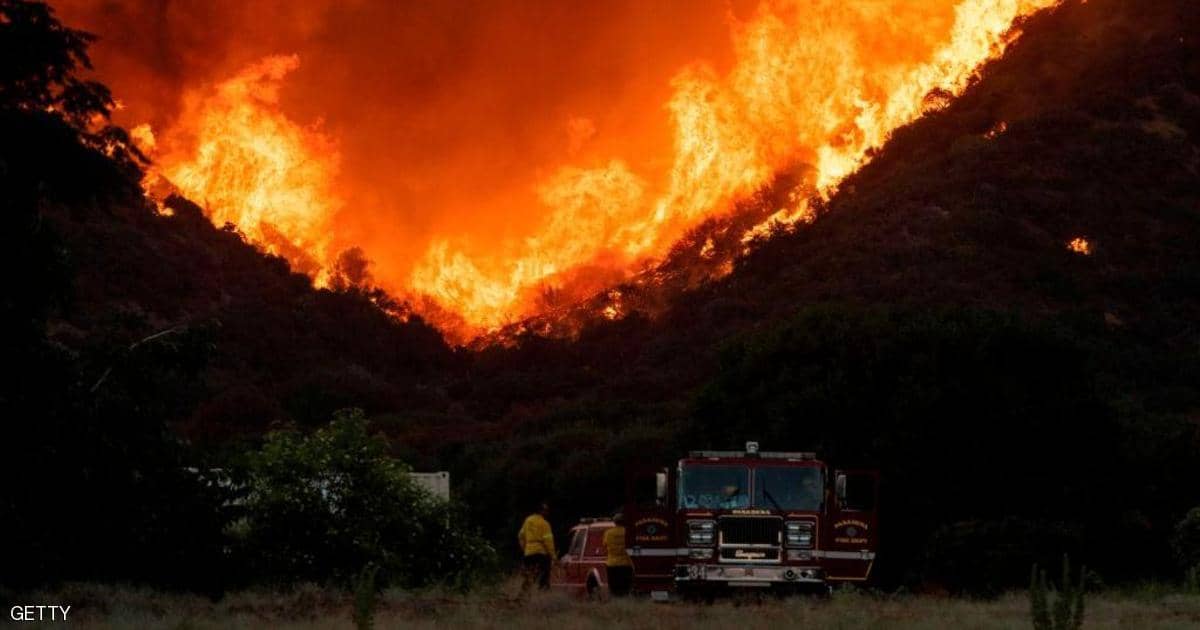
[835,472,878,511]
[655,472,668,505]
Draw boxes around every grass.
[16,580,1200,629]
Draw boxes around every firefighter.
[720,483,749,509]
[518,502,556,592]
[603,512,634,597]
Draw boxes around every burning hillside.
[57,0,1059,341]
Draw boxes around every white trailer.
[409,471,450,500]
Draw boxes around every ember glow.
[62,0,1059,340]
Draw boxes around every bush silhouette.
[240,409,497,588]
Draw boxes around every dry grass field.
[23,581,1200,629]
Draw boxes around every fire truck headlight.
[785,521,814,548]
[687,520,715,546]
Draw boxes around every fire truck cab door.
[624,466,675,589]
[826,469,878,582]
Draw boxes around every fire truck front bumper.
[674,563,825,586]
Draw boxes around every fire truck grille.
[719,517,781,546]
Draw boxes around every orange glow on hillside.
[124,0,1059,339]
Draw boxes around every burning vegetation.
[137,54,342,282]
[79,0,1058,341]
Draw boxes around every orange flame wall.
[53,0,1056,339]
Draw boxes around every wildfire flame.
[135,0,1058,339]
[1068,237,1092,255]
[142,55,342,282]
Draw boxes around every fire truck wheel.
[586,576,600,599]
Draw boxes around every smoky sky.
[52,0,756,284]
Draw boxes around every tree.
[240,409,497,588]
[1173,508,1200,572]
[0,0,146,173]
[331,246,374,291]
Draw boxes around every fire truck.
[624,442,878,597]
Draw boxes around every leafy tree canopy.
[0,0,145,172]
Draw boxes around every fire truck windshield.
[754,467,823,511]
[679,465,750,509]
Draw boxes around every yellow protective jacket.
[518,513,556,557]
[602,526,632,567]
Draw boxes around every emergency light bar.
[757,451,816,460]
[688,444,816,460]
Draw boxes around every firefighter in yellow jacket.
[518,502,556,591]
[603,512,634,596]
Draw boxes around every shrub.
[352,563,378,630]
[239,409,497,588]
[1029,555,1086,630]
[922,518,1084,597]
[1172,507,1200,571]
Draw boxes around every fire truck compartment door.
[624,466,676,582]
[826,469,878,582]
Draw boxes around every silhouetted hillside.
[4,105,455,439]
[707,0,1200,339]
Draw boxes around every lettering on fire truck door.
[825,469,879,581]
[624,466,675,580]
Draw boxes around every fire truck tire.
[586,576,600,599]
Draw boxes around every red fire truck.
[624,442,878,597]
